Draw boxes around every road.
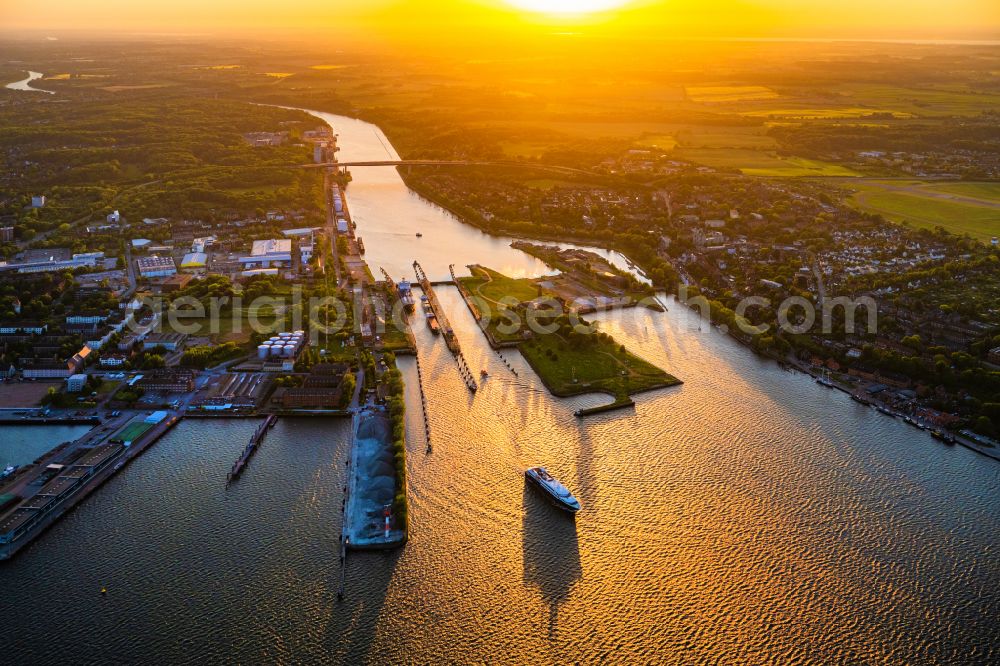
[124,243,137,298]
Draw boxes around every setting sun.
[503,0,631,14]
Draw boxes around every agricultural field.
[832,83,1000,117]
[685,85,779,102]
[674,148,861,177]
[741,107,915,119]
[838,180,1000,242]
[671,126,777,150]
[634,134,678,150]
[498,140,552,159]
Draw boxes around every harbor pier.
[226,414,277,485]
[0,411,180,561]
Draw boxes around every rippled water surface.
[1,112,998,664]
[0,424,92,467]
[309,109,639,283]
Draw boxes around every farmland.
[674,148,861,177]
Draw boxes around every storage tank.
[283,345,296,358]
[257,345,270,360]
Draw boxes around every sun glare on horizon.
[503,0,631,15]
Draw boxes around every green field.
[843,180,1000,242]
[674,148,861,177]
[928,182,1000,203]
[741,106,915,119]
[459,265,679,407]
[161,307,281,343]
[458,266,551,344]
[112,420,153,444]
[686,85,780,103]
[470,268,542,303]
[519,329,679,410]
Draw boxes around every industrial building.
[180,252,207,271]
[135,369,195,392]
[142,332,187,351]
[2,249,105,275]
[136,256,177,279]
[239,239,292,270]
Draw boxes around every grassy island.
[457,265,680,414]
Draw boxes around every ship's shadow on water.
[323,548,401,662]
[522,485,582,640]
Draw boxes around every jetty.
[226,414,277,485]
[413,261,478,393]
[0,411,180,561]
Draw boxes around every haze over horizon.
[2,0,999,42]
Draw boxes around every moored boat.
[397,279,415,312]
[525,467,581,513]
[931,430,957,445]
[876,406,896,417]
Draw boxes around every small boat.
[1,465,17,479]
[525,467,581,513]
[850,394,871,406]
[415,232,423,238]
[902,416,921,428]
[480,369,488,378]
[816,376,835,388]
[930,430,946,441]
[875,406,896,417]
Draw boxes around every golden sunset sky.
[2,0,998,39]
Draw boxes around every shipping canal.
[1,110,998,663]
